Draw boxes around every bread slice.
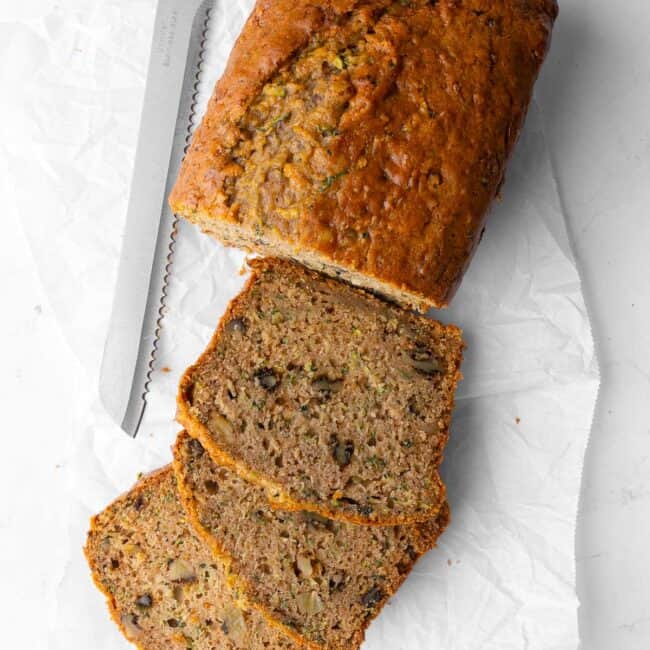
[84,467,300,649]
[173,432,450,649]
[176,258,463,525]
[169,0,558,310]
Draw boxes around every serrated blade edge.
[99,0,214,436]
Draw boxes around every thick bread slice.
[169,0,558,310]
[84,467,300,649]
[173,432,450,649]
[177,257,463,526]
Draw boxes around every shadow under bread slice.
[173,432,450,650]
[84,467,300,649]
[177,257,464,526]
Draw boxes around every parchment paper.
[4,2,599,648]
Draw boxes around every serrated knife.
[99,0,211,436]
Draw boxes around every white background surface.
[0,1,649,648]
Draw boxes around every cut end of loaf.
[172,205,445,312]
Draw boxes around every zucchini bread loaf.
[173,432,450,649]
[177,258,464,525]
[169,0,558,310]
[84,468,300,649]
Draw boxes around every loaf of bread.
[84,468,300,649]
[177,258,463,525]
[169,0,558,310]
[173,432,450,649]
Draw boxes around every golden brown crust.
[176,257,464,526]
[172,432,450,650]
[170,0,558,309]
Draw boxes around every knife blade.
[99,0,211,436]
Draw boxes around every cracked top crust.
[170,0,557,309]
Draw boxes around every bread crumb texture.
[84,468,300,649]
[177,258,464,525]
[173,432,450,649]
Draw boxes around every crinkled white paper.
[4,2,598,648]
